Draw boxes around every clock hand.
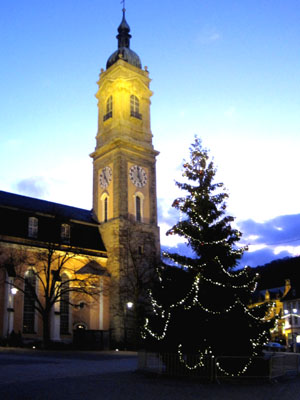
[104,170,109,184]
[137,167,142,183]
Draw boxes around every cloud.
[236,214,300,267]
[161,242,196,262]
[15,177,48,198]
[197,28,221,44]
[157,198,179,226]
[158,210,300,268]
[238,214,300,247]
[239,247,290,268]
[158,198,189,248]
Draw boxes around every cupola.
[106,9,142,70]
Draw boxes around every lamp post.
[7,286,18,338]
[124,301,133,350]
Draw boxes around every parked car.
[263,342,286,352]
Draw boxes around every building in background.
[282,286,300,352]
[249,279,292,348]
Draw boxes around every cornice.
[0,236,108,258]
[90,138,159,160]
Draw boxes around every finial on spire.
[106,3,142,70]
[117,4,131,49]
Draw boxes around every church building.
[0,9,160,348]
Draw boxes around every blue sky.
[1,1,300,267]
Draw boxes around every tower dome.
[106,9,142,70]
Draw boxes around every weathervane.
[121,0,126,11]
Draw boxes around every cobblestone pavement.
[0,348,300,400]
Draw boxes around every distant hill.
[254,256,300,290]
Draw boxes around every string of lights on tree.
[143,264,274,374]
[143,138,275,377]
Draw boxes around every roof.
[106,9,142,70]
[251,285,286,303]
[282,286,300,301]
[0,190,107,256]
[0,190,95,224]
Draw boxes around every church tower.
[90,9,160,345]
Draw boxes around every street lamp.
[11,287,18,295]
[126,301,133,310]
[7,286,18,338]
[124,301,134,350]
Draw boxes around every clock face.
[99,166,112,189]
[129,165,147,188]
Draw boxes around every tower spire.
[106,6,142,69]
[117,7,131,48]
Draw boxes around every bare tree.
[0,242,107,348]
[111,225,160,349]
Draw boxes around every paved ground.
[0,348,300,400]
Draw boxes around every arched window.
[23,269,36,333]
[61,224,70,244]
[103,95,113,121]
[28,217,38,238]
[136,195,141,222]
[134,192,144,222]
[60,273,70,335]
[104,197,108,222]
[100,193,109,223]
[130,95,142,119]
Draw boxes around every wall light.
[11,287,18,295]
[126,302,133,309]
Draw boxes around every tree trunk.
[42,313,51,349]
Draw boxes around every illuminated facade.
[282,287,300,351]
[0,10,160,347]
[249,279,291,345]
[90,9,160,343]
[0,191,110,347]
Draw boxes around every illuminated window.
[28,217,38,238]
[23,269,36,333]
[60,273,70,335]
[103,95,113,121]
[130,95,142,119]
[61,224,70,244]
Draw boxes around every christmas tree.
[143,137,273,376]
